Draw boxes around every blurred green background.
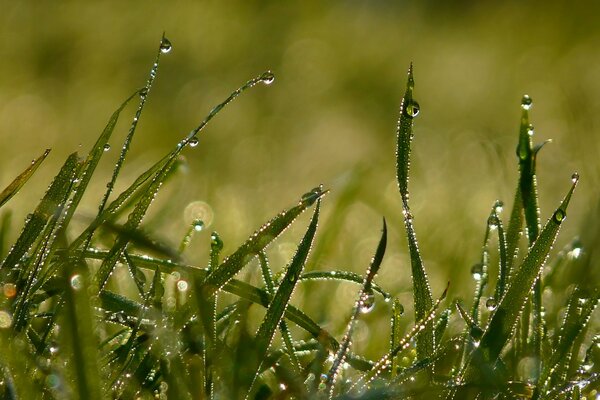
[1,1,599,352]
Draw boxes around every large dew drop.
[189,137,199,147]
[403,100,420,118]
[260,71,275,85]
[553,209,566,224]
[160,37,172,54]
[359,288,376,314]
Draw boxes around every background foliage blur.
[1,2,598,351]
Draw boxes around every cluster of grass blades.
[0,35,598,399]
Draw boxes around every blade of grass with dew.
[468,174,578,373]
[324,218,387,398]
[258,251,302,373]
[59,256,103,400]
[246,199,321,398]
[0,149,50,210]
[390,298,405,378]
[1,153,79,276]
[200,186,326,297]
[298,270,391,301]
[491,202,509,302]
[351,284,448,394]
[456,301,484,349]
[395,63,434,361]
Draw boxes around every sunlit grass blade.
[324,218,387,398]
[469,174,578,373]
[395,64,434,362]
[200,186,326,297]
[0,148,50,210]
[246,199,321,398]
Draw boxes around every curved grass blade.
[324,218,387,398]
[0,148,50,210]
[246,199,321,398]
[200,186,326,297]
[469,174,578,373]
[395,64,434,361]
[298,270,391,301]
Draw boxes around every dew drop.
[176,280,189,292]
[403,100,420,118]
[470,326,484,342]
[494,200,504,214]
[160,37,172,54]
[527,124,535,136]
[487,215,498,230]
[103,143,111,152]
[395,301,405,315]
[553,209,566,224]
[193,219,204,232]
[70,274,83,290]
[189,137,199,147]
[211,232,223,252]
[139,88,148,99]
[471,263,483,281]
[486,298,497,311]
[521,95,533,110]
[260,71,275,85]
[300,185,323,206]
[359,288,376,314]
[571,172,579,183]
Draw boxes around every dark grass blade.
[324,218,387,398]
[395,64,434,361]
[200,186,326,297]
[469,175,578,373]
[0,148,50,209]
[390,298,405,378]
[247,199,321,398]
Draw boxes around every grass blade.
[0,149,50,209]
[246,198,321,398]
[470,174,578,373]
[395,64,434,361]
[200,186,326,297]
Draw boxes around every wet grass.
[0,36,598,399]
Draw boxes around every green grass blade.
[395,64,434,361]
[200,186,326,297]
[0,149,50,209]
[504,189,524,276]
[0,210,11,258]
[473,174,578,366]
[247,199,321,398]
[390,298,405,378]
[324,218,387,397]
[298,270,391,300]
[1,152,79,274]
[492,204,509,302]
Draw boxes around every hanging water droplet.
[359,288,376,313]
[471,263,483,281]
[521,95,533,110]
[494,200,504,214]
[571,172,579,183]
[487,215,498,230]
[403,100,420,118]
[486,298,497,311]
[70,274,83,290]
[553,209,566,224]
[260,71,275,85]
[211,231,223,252]
[139,87,149,99]
[189,137,199,147]
[193,219,204,232]
[160,37,172,54]
[103,143,111,152]
[527,124,535,136]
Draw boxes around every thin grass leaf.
[246,199,321,398]
[0,210,11,258]
[201,186,326,297]
[469,174,579,371]
[1,152,79,274]
[395,64,434,361]
[324,218,387,398]
[0,149,50,210]
[391,298,406,378]
[298,270,391,300]
[492,204,509,302]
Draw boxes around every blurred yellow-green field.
[1,2,599,349]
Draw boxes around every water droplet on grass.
[160,37,172,53]
[103,144,111,151]
[527,124,535,136]
[403,100,420,118]
[70,274,83,290]
[494,200,504,213]
[553,209,566,224]
[571,172,579,183]
[260,71,275,85]
[211,232,223,251]
[471,263,483,281]
[139,88,148,99]
[193,219,204,232]
[359,288,375,313]
[189,137,199,147]
[488,215,498,230]
[521,95,533,110]
[486,298,497,311]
